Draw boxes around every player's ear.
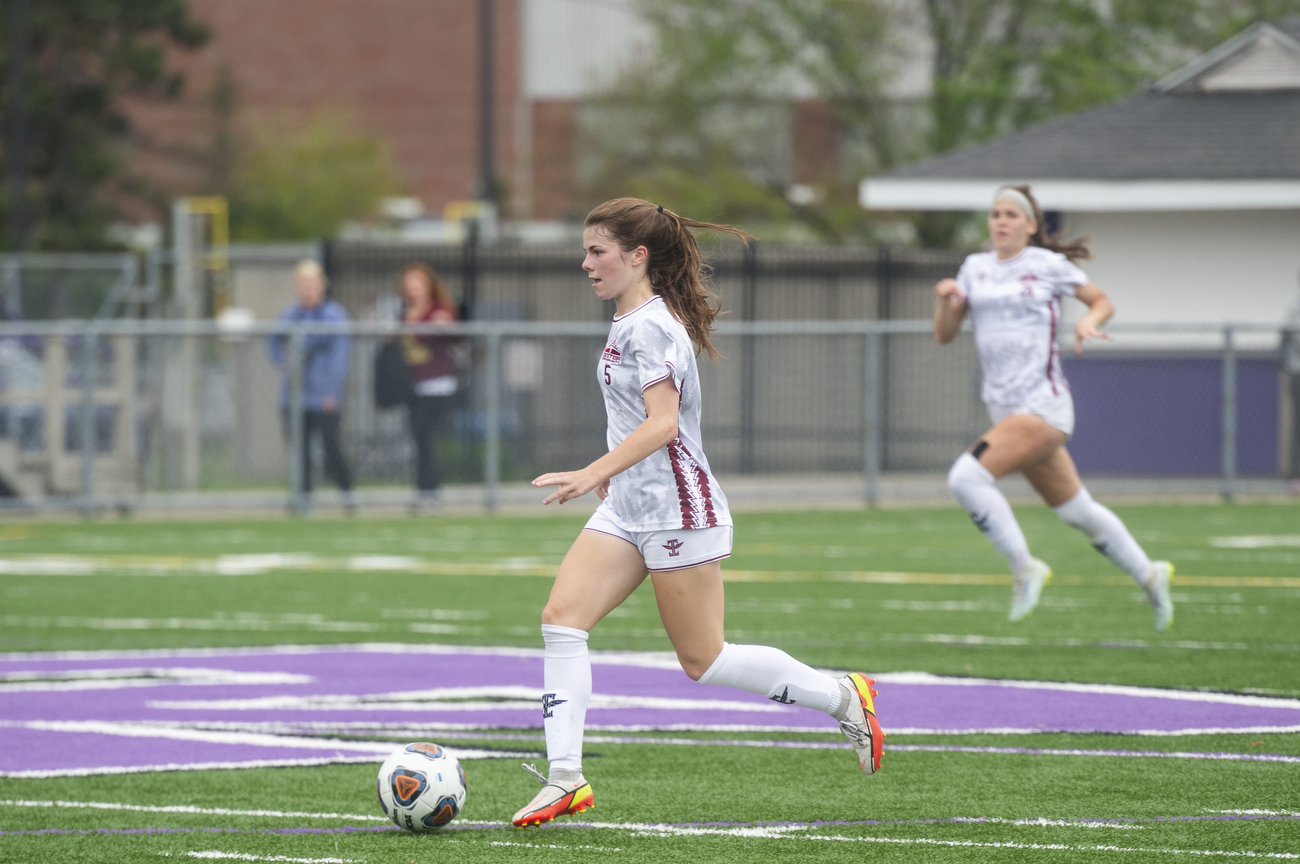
[631,245,649,267]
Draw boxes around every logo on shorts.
[541,693,567,718]
[602,343,622,364]
[662,538,684,557]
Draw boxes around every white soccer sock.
[1054,487,1152,585]
[541,624,591,777]
[947,453,1033,574]
[697,642,844,716]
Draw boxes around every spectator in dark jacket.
[267,259,355,510]
[400,263,459,510]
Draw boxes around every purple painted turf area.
[2,645,1298,777]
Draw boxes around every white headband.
[993,187,1036,219]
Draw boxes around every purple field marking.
[3,645,1299,776]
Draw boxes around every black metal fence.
[323,239,970,479]
[322,239,965,324]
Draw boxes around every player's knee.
[679,655,710,682]
[540,602,568,628]
[677,645,722,682]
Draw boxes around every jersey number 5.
[604,364,612,385]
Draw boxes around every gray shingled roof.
[884,91,1300,181]
[1274,15,1300,41]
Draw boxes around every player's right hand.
[935,278,965,302]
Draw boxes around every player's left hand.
[532,469,602,505]
[1074,320,1112,355]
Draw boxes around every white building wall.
[1065,210,1300,327]
[522,0,651,99]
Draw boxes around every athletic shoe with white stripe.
[1009,558,1052,622]
[837,673,884,774]
[1146,561,1174,632]
[512,764,594,828]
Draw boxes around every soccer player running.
[513,198,884,828]
[934,185,1173,629]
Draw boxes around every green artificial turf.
[1,502,1298,862]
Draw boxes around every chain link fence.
[0,318,1289,514]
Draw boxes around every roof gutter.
[859,179,1300,212]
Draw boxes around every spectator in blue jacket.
[267,259,355,510]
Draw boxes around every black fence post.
[739,241,758,473]
[461,220,480,320]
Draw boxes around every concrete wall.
[1065,210,1300,326]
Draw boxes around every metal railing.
[0,318,1288,515]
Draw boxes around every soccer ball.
[376,742,466,832]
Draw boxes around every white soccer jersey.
[956,246,1088,407]
[597,295,731,532]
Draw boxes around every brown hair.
[584,198,753,362]
[401,262,457,315]
[1004,185,1091,262]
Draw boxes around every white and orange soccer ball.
[376,742,466,832]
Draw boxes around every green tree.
[583,0,898,241]
[230,107,403,242]
[0,0,207,250]
[587,0,1300,244]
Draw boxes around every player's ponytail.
[1008,185,1092,263]
[584,198,753,362]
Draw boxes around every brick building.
[128,0,521,219]
[125,0,848,226]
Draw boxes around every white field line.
[885,744,1300,763]
[147,690,787,714]
[0,668,310,693]
[0,721,396,753]
[798,835,1300,857]
[870,671,1300,711]
[4,643,1297,712]
[0,756,384,778]
[569,823,1300,856]
[0,799,384,822]
[486,841,622,851]
[174,718,1300,737]
[2,719,530,756]
[162,852,359,863]
[1210,536,1300,548]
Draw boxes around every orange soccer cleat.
[838,672,885,774]
[511,764,594,828]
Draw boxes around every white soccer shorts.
[987,391,1075,438]
[583,501,732,572]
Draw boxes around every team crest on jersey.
[602,342,622,364]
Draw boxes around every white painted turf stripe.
[161,852,358,863]
[870,671,1300,710]
[6,802,1298,857]
[0,799,385,821]
[4,643,1297,712]
[558,823,1300,856]
[797,835,1300,857]
[0,757,384,779]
